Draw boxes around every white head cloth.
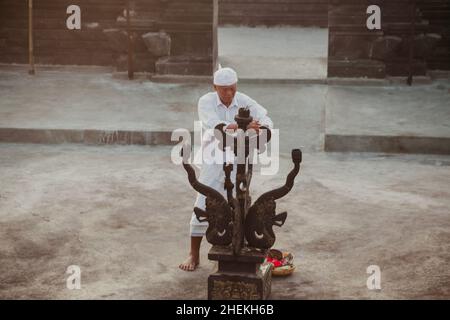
[213,67,238,86]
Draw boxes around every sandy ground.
[0,143,449,299]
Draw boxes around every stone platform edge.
[0,128,189,146]
[1,128,449,155]
[325,134,450,155]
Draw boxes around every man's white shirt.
[196,91,273,184]
[198,91,273,132]
[190,91,274,236]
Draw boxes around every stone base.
[385,59,427,77]
[0,128,180,146]
[155,56,212,76]
[208,264,272,300]
[325,134,450,155]
[328,59,386,79]
[207,245,272,300]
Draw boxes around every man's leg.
[179,236,202,271]
[179,193,209,271]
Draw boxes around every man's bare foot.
[179,254,199,271]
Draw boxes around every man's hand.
[226,123,238,131]
[226,121,261,133]
[247,120,260,133]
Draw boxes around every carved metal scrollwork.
[181,146,233,246]
[244,149,302,249]
[181,108,302,252]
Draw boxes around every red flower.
[265,256,283,268]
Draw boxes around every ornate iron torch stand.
[181,108,302,300]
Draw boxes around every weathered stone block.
[116,53,156,72]
[328,59,386,79]
[103,28,129,53]
[369,36,402,61]
[413,33,442,59]
[142,31,171,57]
[155,56,211,75]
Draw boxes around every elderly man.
[179,67,273,271]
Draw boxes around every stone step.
[220,16,328,27]
[2,119,447,155]
[219,0,328,27]
[325,135,450,155]
[1,111,447,156]
[0,128,178,146]
[155,56,212,76]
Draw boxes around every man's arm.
[198,96,231,130]
[245,96,274,129]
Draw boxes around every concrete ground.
[325,81,450,153]
[0,67,199,132]
[0,66,326,153]
[326,83,450,138]
[0,65,449,299]
[0,144,449,299]
[1,66,449,154]
[218,27,328,79]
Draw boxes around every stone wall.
[219,0,328,27]
[328,0,450,78]
[0,0,214,75]
[328,0,384,78]
[418,0,450,71]
[0,0,123,65]
[1,0,448,77]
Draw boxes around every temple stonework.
[328,0,450,78]
[0,0,448,77]
[0,0,214,75]
[219,0,328,27]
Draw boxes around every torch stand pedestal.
[207,245,273,300]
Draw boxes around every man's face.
[214,84,237,106]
